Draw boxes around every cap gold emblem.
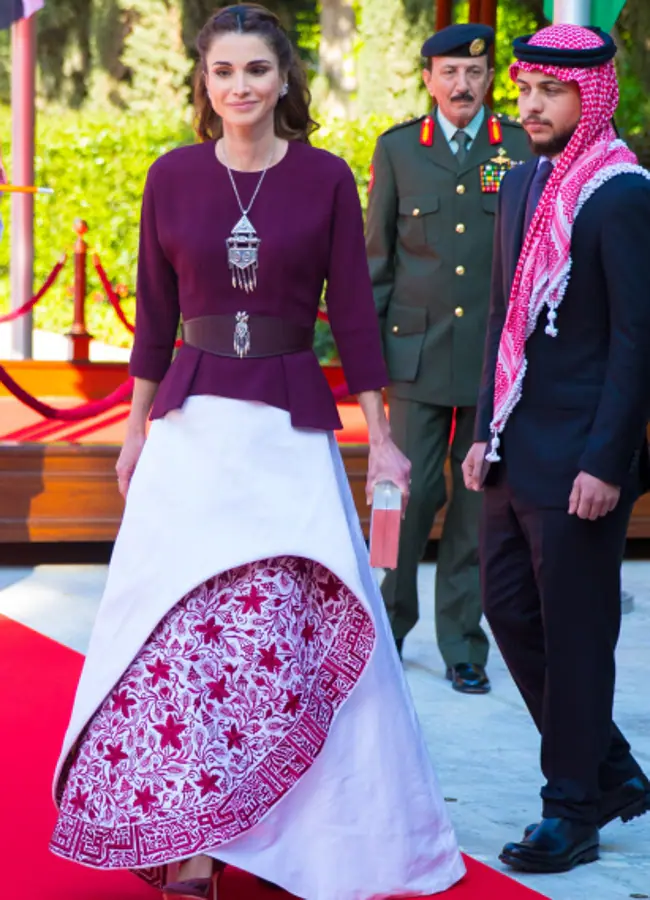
[469,38,486,57]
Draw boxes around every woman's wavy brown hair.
[193,3,319,143]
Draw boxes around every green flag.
[542,0,625,31]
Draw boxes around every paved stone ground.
[1,561,648,900]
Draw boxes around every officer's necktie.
[453,130,470,167]
[523,159,554,236]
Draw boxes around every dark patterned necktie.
[454,130,470,167]
[523,159,554,236]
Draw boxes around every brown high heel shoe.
[162,859,224,900]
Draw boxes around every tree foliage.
[0,0,646,138]
[356,0,433,118]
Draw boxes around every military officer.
[366,23,530,692]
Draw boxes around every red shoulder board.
[368,162,375,194]
[488,115,503,146]
[420,116,434,147]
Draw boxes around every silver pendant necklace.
[223,141,275,293]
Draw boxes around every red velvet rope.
[0,256,67,325]
[93,254,135,334]
[0,363,133,420]
[93,253,183,349]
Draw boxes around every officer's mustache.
[523,116,553,127]
[451,91,474,103]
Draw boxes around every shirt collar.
[436,106,486,145]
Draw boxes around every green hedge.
[0,107,391,354]
[0,109,193,347]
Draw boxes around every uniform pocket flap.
[386,303,427,336]
[398,195,440,217]
[481,193,498,214]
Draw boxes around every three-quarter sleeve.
[325,164,388,394]
[129,169,180,382]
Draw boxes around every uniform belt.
[182,314,313,359]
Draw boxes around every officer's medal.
[480,148,514,194]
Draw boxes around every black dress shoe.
[500,817,599,873]
[599,774,650,827]
[521,772,650,840]
[445,663,490,694]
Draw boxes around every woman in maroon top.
[50,6,464,899]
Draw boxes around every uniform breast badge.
[480,148,514,193]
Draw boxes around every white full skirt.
[53,395,464,900]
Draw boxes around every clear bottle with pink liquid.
[369,480,402,569]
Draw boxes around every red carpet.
[0,614,548,900]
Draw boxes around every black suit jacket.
[475,159,650,508]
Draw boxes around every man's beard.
[526,124,575,158]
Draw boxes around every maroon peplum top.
[129,139,388,430]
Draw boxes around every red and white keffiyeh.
[487,24,650,462]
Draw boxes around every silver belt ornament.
[233,312,251,358]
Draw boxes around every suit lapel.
[509,160,537,280]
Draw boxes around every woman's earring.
[279,83,289,99]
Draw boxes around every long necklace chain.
[223,140,275,294]
[223,141,275,215]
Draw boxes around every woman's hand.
[366,436,411,513]
[116,431,146,499]
[356,389,411,513]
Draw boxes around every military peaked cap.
[421,24,494,60]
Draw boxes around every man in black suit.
[463,24,650,874]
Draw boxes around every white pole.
[553,0,592,24]
[10,14,36,360]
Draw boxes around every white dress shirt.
[436,106,486,156]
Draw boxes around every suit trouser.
[481,471,644,824]
[381,397,489,667]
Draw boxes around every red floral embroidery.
[51,557,373,876]
[283,691,302,717]
[318,574,341,604]
[69,787,88,813]
[153,714,187,751]
[134,786,158,814]
[195,770,219,797]
[239,585,264,615]
[195,617,224,645]
[104,743,128,766]
[145,658,171,685]
[112,690,136,718]
[225,723,246,751]
[258,643,283,673]
[206,675,230,703]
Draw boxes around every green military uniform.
[367,106,530,667]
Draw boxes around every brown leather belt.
[182,314,314,359]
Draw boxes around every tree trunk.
[357,0,433,120]
[315,0,357,117]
